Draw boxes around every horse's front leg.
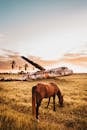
[46,97,50,108]
[53,95,56,111]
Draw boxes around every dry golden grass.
[0,73,87,130]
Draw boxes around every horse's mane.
[50,82,57,86]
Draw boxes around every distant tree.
[11,60,16,70]
[24,63,28,71]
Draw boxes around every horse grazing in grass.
[32,82,63,119]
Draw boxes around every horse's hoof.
[36,119,40,123]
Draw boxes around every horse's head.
[59,95,63,107]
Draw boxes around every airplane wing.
[21,56,45,71]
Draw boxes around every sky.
[0,0,87,61]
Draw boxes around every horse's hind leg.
[36,100,41,119]
[53,95,56,111]
[46,97,50,108]
[36,103,39,119]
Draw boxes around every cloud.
[0,49,20,62]
[62,43,87,66]
[1,49,19,55]
[61,51,87,68]
[1,49,20,57]
[56,45,87,72]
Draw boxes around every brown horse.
[32,82,63,119]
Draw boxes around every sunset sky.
[0,0,87,72]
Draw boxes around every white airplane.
[21,56,73,80]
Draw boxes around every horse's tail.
[32,86,36,116]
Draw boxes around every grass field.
[0,73,87,130]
